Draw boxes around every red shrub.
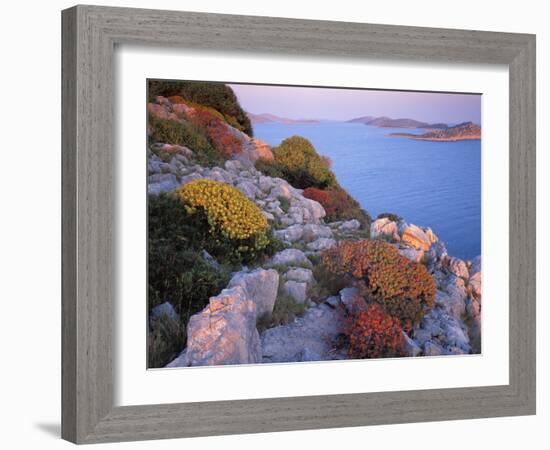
[346,303,406,359]
[188,108,243,157]
[320,240,436,331]
[303,186,369,225]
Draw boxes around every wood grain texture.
[61,4,536,444]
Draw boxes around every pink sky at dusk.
[229,83,481,125]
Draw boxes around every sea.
[254,122,481,261]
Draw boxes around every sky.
[229,83,481,124]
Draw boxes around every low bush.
[319,240,436,331]
[148,80,253,136]
[303,186,371,227]
[256,288,306,332]
[277,196,290,214]
[376,212,402,222]
[256,136,337,189]
[176,179,272,263]
[148,313,185,368]
[188,108,243,157]
[147,115,224,166]
[345,303,406,359]
[148,194,230,366]
[148,195,230,313]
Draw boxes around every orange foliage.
[188,108,243,157]
[320,240,436,331]
[346,303,406,359]
[167,95,187,104]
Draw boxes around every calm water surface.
[254,122,481,260]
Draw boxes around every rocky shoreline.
[147,93,482,368]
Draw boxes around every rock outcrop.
[172,285,262,367]
[261,303,345,363]
[228,269,279,317]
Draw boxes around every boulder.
[284,268,315,286]
[469,271,482,299]
[402,332,422,357]
[267,249,312,269]
[307,238,337,252]
[301,224,333,242]
[283,280,308,304]
[398,247,424,263]
[150,301,179,326]
[228,268,279,317]
[274,224,304,243]
[244,138,273,162]
[339,287,366,314]
[236,180,261,200]
[414,307,471,355]
[261,304,345,363]
[147,102,178,121]
[224,160,244,173]
[370,218,400,241]
[442,275,468,319]
[338,219,361,232]
[401,224,431,251]
[435,287,465,320]
[148,173,179,195]
[270,180,294,200]
[182,286,262,366]
[425,241,448,265]
[300,198,326,223]
[424,341,445,356]
[447,257,469,279]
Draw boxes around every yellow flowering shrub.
[176,179,270,260]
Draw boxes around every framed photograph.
[62,5,536,444]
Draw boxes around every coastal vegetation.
[255,136,371,226]
[176,179,273,263]
[148,79,252,135]
[146,81,482,368]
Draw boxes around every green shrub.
[148,194,231,366]
[148,115,224,166]
[148,80,252,136]
[148,313,185,368]
[254,158,285,179]
[319,240,436,331]
[148,194,230,313]
[256,136,337,189]
[278,196,290,213]
[256,287,306,332]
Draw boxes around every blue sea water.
[254,122,481,261]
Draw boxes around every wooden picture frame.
[61,5,536,444]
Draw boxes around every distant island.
[346,115,375,124]
[346,115,449,129]
[387,122,481,142]
[247,112,320,125]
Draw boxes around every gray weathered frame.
[62,4,536,444]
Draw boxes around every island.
[346,115,451,129]
[387,121,481,141]
[247,112,320,125]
